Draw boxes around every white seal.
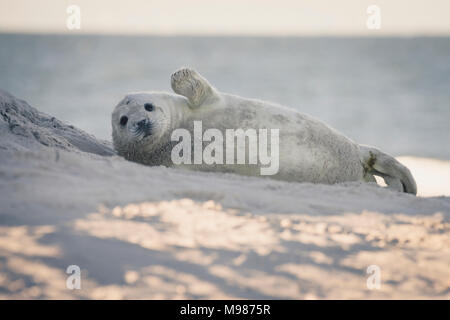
[112,68,417,194]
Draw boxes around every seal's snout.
[133,118,153,138]
[136,119,148,129]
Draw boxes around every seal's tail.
[359,145,417,195]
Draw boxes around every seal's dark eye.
[119,115,128,126]
[144,103,154,112]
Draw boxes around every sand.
[0,89,448,299]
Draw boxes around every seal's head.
[112,92,184,157]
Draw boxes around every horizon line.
[2,30,450,38]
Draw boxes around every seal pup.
[112,68,416,195]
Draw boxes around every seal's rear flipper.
[170,68,218,109]
[359,145,417,195]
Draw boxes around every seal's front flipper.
[171,68,218,109]
[359,145,417,195]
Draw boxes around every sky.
[0,0,450,36]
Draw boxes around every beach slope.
[0,90,448,299]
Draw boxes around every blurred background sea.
[0,34,449,159]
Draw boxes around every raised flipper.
[170,67,219,109]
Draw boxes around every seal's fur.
[112,68,416,194]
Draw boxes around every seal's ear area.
[170,67,217,109]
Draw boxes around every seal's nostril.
[119,116,128,126]
[137,119,146,127]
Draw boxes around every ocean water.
[0,34,449,159]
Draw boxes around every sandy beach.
[0,90,449,299]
